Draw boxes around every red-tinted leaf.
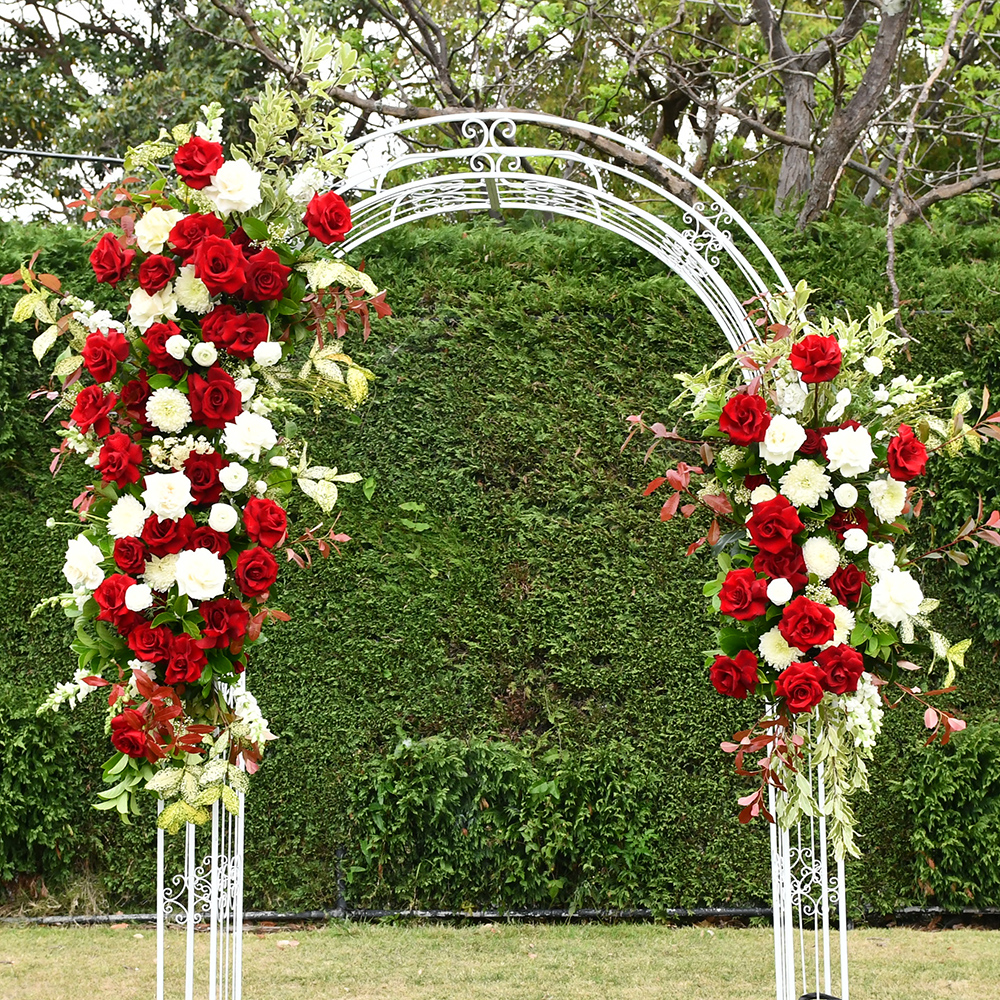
[707,518,721,546]
[0,271,22,285]
[686,537,706,557]
[680,503,697,518]
[37,273,61,292]
[924,707,939,730]
[643,477,668,496]
[285,548,306,569]
[702,493,733,515]
[720,742,741,753]
[659,491,681,522]
[978,529,1000,546]
[330,533,351,543]
[133,670,156,698]
[768,323,792,341]
[83,675,109,687]
[664,468,689,491]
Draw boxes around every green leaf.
[241,217,270,241]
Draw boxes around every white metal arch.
[333,111,793,352]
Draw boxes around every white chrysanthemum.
[143,552,180,592]
[287,165,325,205]
[223,411,277,462]
[129,286,178,332]
[62,535,105,591]
[843,528,869,554]
[205,159,263,214]
[146,387,192,434]
[165,334,190,360]
[864,356,884,376]
[869,568,923,625]
[759,627,797,669]
[767,578,793,605]
[750,484,778,505]
[833,483,858,508]
[759,415,806,466]
[868,477,907,524]
[174,548,227,601]
[219,463,249,491]
[827,604,856,646]
[802,536,840,580]
[124,583,154,612]
[192,341,218,366]
[824,426,875,478]
[780,460,832,508]
[142,471,194,521]
[253,341,283,367]
[173,264,213,314]
[134,207,185,253]
[208,503,239,532]
[107,495,148,539]
[867,541,897,575]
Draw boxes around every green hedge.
[0,215,998,914]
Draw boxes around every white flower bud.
[834,483,858,507]
[766,578,793,605]
[219,463,249,491]
[124,583,154,612]
[843,528,869,554]
[208,503,239,533]
[165,334,190,360]
[253,341,283,367]
[192,342,218,366]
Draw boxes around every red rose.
[169,213,227,258]
[110,709,148,758]
[187,525,231,556]
[196,598,250,650]
[183,450,228,506]
[243,497,287,549]
[200,304,238,348]
[753,546,809,592]
[243,248,291,302]
[138,254,177,294]
[173,137,224,190]
[113,536,148,576]
[815,644,865,695]
[709,650,759,699]
[303,191,352,244]
[127,622,172,662]
[744,474,770,491]
[89,233,135,287]
[188,367,242,429]
[799,427,836,458]
[775,661,827,714]
[746,496,804,554]
[789,335,842,384]
[229,226,253,252]
[142,513,195,557]
[143,322,187,379]
[121,370,152,426]
[827,506,869,540]
[719,393,771,446]
[778,596,836,652]
[235,546,278,598]
[82,330,130,384]
[222,312,269,359]
[71,385,118,438]
[97,432,143,488]
[94,573,138,628]
[192,236,247,295]
[718,567,769,621]
[829,564,868,606]
[165,632,207,685]
[887,424,928,482]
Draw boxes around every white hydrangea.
[174,548,227,601]
[174,265,213,315]
[824,426,876,478]
[106,495,148,539]
[62,535,106,591]
[143,552,180,592]
[759,415,807,466]
[775,376,808,416]
[759,627,797,669]
[205,159,263,214]
[223,411,277,462]
[869,568,923,625]
[802,536,840,580]
[134,207,185,254]
[146,387,192,434]
[287,165,325,205]
[780,460,832,508]
[868,477,907,524]
[142,471,194,521]
[129,286,178,332]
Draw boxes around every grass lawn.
[1,923,998,1000]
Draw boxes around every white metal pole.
[185,820,196,1000]
[156,800,165,1000]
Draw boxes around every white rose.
[134,207,185,254]
[767,578,793,605]
[219,463,249,491]
[833,483,858,508]
[129,287,178,332]
[823,426,876,478]
[205,159,263,214]
[174,548,228,601]
[802,536,840,580]
[142,471,194,521]
[869,568,923,625]
[165,334,190,359]
[62,535,106,591]
[209,503,239,532]
[843,528,869,554]
[124,583,154,612]
[146,387,192,435]
[867,541,897,575]
[864,356,884,376]
[759,415,806,466]
[868,477,907,524]
[107,495,148,539]
[192,341,218,366]
[253,341,283,367]
[750,484,778,505]
[173,264,213,315]
[235,377,257,402]
[223,411,277,462]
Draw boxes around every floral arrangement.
[10,38,390,834]
[627,282,1000,857]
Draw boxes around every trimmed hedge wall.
[1,215,998,914]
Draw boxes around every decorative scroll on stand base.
[156,795,245,1000]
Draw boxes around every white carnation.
[802,536,840,580]
[868,477,907,524]
[173,264,213,314]
[843,528,869,554]
[141,471,194,521]
[192,341,218,366]
[779,460,832,508]
[287,165,325,205]
[750,484,778,505]
[143,552,179,592]
[174,548,227,601]
[766,578,793,605]
[208,503,239,532]
[124,583,154,612]
[253,341,283,367]
[146,387,192,434]
[223,411,277,462]
[205,159,263,214]
[864,356,884,376]
[833,483,858,508]
[107,495,148,539]
[62,535,106,591]
[759,627,797,669]
[129,286,178,332]
[134,207,185,254]
[823,426,876,478]
[759,415,806,466]
[867,541,897,576]
[775,377,808,416]
[869,568,923,626]
[219,463,249,491]
[165,334,190,360]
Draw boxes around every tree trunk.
[774,71,816,213]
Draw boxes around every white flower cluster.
[36,668,98,714]
[149,434,215,471]
[831,674,884,750]
[231,689,277,747]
